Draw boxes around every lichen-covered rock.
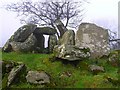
[59,30,75,45]
[10,34,37,52]
[2,40,13,52]
[2,24,37,52]
[7,64,26,86]
[76,23,110,58]
[55,19,67,37]
[54,44,90,61]
[34,27,57,35]
[89,65,105,75]
[26,71,50,85]
[48,35,57,53]
[12,24,37,42]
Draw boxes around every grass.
[1,51,120,88]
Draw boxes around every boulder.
[7,64,26,86]
[54,44,90,61]
[2,24,37,52]
[34,27,57,35]
[76,23,110,58]
[55,19,67,37]
[26,71,50,85]
[10,34,37,52]
[59,30,75,45]
[2,40,13,52]
[12,24,37,42]
[89,65,105,75]
[48,35,57,53]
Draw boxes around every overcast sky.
[0,0,119,47]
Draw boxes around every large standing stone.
[48,35,57,53]
[76,23,110,58]
[10,34,37,52]
[26,71,50,85]
[54,44,90,61]
[12,24,37,42]
[55,19,67,37]
[2,24,37,52]
[59,30,75,45]
[34,27,57,35]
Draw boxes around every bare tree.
[5,0,87,38]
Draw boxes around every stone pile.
[3,22,110,59]
[2,24,57,53]
[2,60,50,88]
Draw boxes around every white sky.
[0,0,119,47]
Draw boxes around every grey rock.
[34,27,57,35]
[7,64,26,86]
[2,24,37,52]
[12,24,37,42]
[55,19,67,37]
[54,44,90,61]
[48,35,57,53]
[2,40,12,52]
[10,34,37,52]
[75,23,110,58]
[26,71,50,85]
[59,30,75,45]
[89,65,104,74]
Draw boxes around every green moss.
[2,74,8,89]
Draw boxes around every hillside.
[1,50,120,88]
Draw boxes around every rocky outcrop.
[26,71,50,85]
[48,35,57,53]
[76,23,110,58]
[54,44,90,61]
[2,60,51,88]
[3,24,57,53]
[58,30,75,45]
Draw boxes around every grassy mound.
[1,51,120,88]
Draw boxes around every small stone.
[26,71,50,85]
[89,65,105,75]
